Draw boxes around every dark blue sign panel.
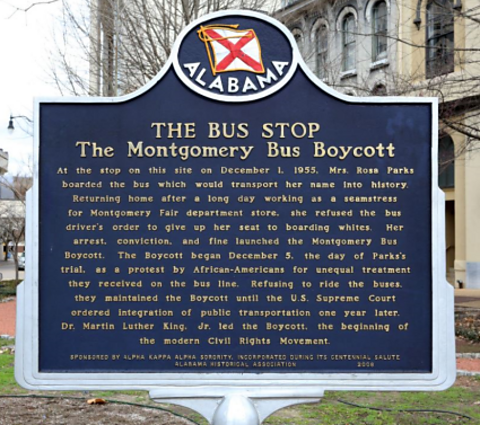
[38,12,433,374]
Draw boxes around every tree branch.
[7,0,60,19]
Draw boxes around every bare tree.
[6,0,60,19]
[47,0,480,163]
[0,201,25,280]
[0,175,32,281]
[277,0,480,168]
[49,0,279,97]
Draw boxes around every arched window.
[426,0,454,78]
[372,83,387,95]
[342,14,356,72]
[372,1,388,62]
[438,134,455,188]
[315,23,328,79]
[292,28,304,55]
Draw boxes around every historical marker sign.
[17,10,454,401]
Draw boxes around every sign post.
[16,10,455,424]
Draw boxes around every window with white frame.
[372,1,388,62]
[426,0,454,78]
[315,23,328,79]
[342,14,356,72]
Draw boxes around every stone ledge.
[456,353,480,359]
[457,370,480,376]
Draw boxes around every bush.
[455,311,480,343]
[0,280,21,300]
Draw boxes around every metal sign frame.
[15,9,455,425]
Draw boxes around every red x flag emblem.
[198,25,265,76]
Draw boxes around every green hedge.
[0,280,21,299]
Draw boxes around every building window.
[316,24,328,79]
[372,83,387,95]
[342,14,356,72]
[426,0,454,78]
[438,134,455,188]
[372,1,388,62]
[292,28,304,55]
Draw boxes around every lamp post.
[8,115,33,133]
[3,114,34,177]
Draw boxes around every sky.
[0,0,62,176]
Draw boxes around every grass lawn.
[264,382,480,424]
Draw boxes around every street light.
[7,115,33,133]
